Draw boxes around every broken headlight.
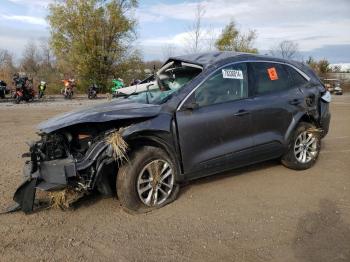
[38,133,69,161]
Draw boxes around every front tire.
[15,96,21,104]
[117,146,179,213]
[281,122,321,170]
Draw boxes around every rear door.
[249,62,304,161]
[176,63,255,179]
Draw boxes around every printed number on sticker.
[222,69,243,79]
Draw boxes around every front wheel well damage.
[95,132,180,197]
[94,159,118,196]
[126,133,183,179]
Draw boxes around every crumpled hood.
[38,99,161,133]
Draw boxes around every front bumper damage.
[5,135,116,214]
[10,158,78,213]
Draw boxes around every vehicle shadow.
[179,159,280,196]
[66,160,280,212]
[293,199,350,262]
[69,192,107,210]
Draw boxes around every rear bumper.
[320,101,331,137]
[320,113,330,137]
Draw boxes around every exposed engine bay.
[13,124,128,213]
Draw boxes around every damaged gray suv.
[12,52,331,213]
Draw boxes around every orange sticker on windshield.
[267,67,278,80]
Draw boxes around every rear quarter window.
[284,65,309,87]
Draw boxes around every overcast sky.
[0,0,349,63]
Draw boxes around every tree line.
[0,0,345,94]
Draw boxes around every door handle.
[289,99,301,105]
[234,110,250,117]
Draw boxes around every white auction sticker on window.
[222,69,243,79]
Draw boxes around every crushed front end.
[12,129,119,213]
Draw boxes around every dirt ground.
[0,95,349,262]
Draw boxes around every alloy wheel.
[294,131,318,164]
[137,159,174,206]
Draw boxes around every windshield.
[127,62,202,104]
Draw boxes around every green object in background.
[112,79,124,92]
[39,81,46,91]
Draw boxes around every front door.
[176,62,254,179]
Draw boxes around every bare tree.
[0,49,6,67]
[184,2,206,53]
[20,41,40,77]
[0,49,15,81]
[205,25,218,51]
[162,44,176,60]
[39,37,53,67]
[0,49,13,68]
[269,40,299,59]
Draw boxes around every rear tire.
[281,122,321,170]
[117,146,179,213]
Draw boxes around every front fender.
[121,113,173,138]
[121,114,184,181]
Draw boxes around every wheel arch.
[125,131,184,182]
[284,112,319,143]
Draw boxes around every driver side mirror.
[181,94,199,111]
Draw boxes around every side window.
[195,63,248,107]
[251,62,290,95]
[285,65,309,87]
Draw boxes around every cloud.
[140,32,189,46]
[330,63,350,71]
[7,0,53,8]
[0,24,49,59]
[254,19,350,51]
[1,0,349,63]
[134,10,164,23]
[138,26,222,52]
[138,0,350,61]
[145,0,252,23]
[301,44,350,63]
[144,0,350,24]
[0,14,47,26]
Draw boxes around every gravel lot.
[0,94,349,262]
